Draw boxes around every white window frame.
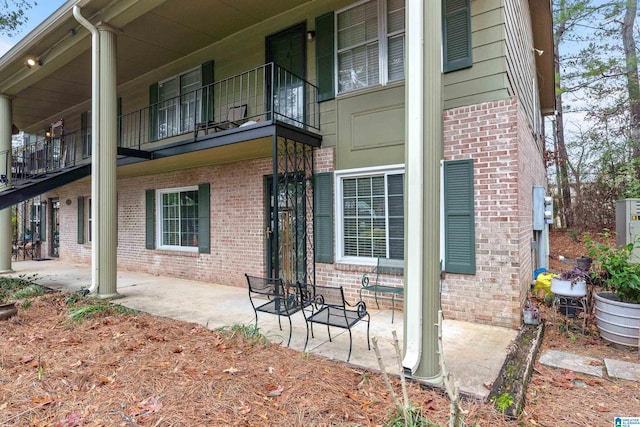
[156,185,199,252]
[335,0,405,95]
[335,164,405,265]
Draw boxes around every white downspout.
[402,0,424,373]
[73,5,99,294]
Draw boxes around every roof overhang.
[0,0,313,131]
[529,0,556,115]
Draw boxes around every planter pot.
[523,308,540,325]
[594,292,640,347]
[550,277,587,297]
[0,302,17,320]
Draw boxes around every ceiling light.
[25,57,42,68]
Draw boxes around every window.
[156,186,199,251]
[157,68,201,138]
[335,165,404,263]
[336,0,405,94]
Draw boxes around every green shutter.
[314,172,334,263]
[442,0,472,72]
[77,196,84,244]
[40,202,46,242]
[145,190,155,249]
[315,12,335,102]
[201,60,215,122]
[444,159,475,274]
[198,183,210,254]
[149,82,159,141]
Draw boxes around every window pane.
[337,0,379,93]
[341,171,405,260]
[337,0,378,49]
[160,189,199,248]
[387,0,405,33]
[388,34,405,82]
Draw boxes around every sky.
[0,1,68,57]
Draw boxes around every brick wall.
[44,100,545,329]
[441,98,545,328]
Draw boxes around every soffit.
[1,0,310,130]
[529,0,555,114]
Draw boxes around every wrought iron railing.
[1,63,320,187]
[120,63,320,149]
[0,131,80,187]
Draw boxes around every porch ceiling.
[0,0,311,130]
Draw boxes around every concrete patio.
[8,259,518,399]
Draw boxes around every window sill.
[336,80,405,101]
[155,249,199,257]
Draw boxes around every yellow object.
[534,272,557,296]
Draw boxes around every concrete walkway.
[539,350,640,381]
[8,259,518,398]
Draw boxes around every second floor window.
[158,68,202,138]
[336,0,405,94]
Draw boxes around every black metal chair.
[245,274,302,346]
[298,283,370,362]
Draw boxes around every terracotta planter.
[0,302,17,320]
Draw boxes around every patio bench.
[299,283,370,362]
[360,257,404,322]
[245,274,305,346]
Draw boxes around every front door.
[266,23,306,125]
[265,175,307,284]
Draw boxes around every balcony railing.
[120,63,320,150]
[1,63,320,188]
[1,131,80,184]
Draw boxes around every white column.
[96,26,119,298]
[0,95,13,273]
[403,0,442,381]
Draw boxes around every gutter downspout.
[73,5,99,294]
[403,0,424,374]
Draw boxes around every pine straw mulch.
[1,293,512,427]
[0,227,638,427]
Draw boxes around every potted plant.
[550,267,589,297]
[585,233,640,347]
[522,302,541,325]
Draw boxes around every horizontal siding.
[503,0,537,132]
[444,0,509,110]
[445,74,510,108]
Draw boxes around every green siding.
[198,183,211,254]
[315,12,335,102]
[145,190,155,249]
[443,0,472,72]
[77,196,84,245]
[444,159,475,274]
[314,172,334,263]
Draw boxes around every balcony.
[0,63,320,194]
[120,63,320,150]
